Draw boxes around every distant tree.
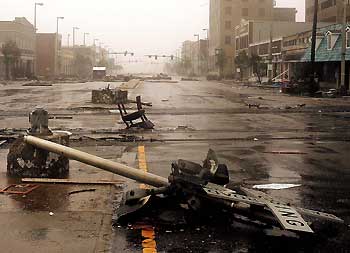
[1,40,21,80]
[74,53,92,78]
[250,54,263,84]
[234,51,249,80]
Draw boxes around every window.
[225,36,231,45]
[225,7,232,15]
[259,8,265,17]
[242,8,248,17]
[225,21,231,29]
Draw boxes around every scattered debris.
[68,188,96,195]
[22,178,124,185]
[22,81,53,87]
[253,138,259,141]
[0,184,39,195]
[146,80,178,83]
[181,77,199,81]
[161,99,169,102]
[263,151,307,155]
[120,79,142,89]
[49,212,54,216]
[253,183,301,190]
[92,84,128,104]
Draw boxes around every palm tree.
[1,40,21,80]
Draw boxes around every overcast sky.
[2,0,304,72]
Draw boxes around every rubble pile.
[92,85,128,104]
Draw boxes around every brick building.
[0,17,35,79]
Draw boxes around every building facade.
[0,17,35,79]
[36,33,62,78]
[306,0,350,23]
[234,20,331,80]
[209,0,296,77]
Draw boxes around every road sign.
[266,202,313,233]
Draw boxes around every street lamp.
[194,34,200,76]
[34,2,44,32]
[203,28,209,73]
[72,27,79,47]
[34,2,43,77]
[83,32,89,46]
[56,17,64,77]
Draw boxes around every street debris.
[49,212,54,216]
[0,184,39,195]
[22,81,53,87]
[92,84,128,104]
[263,151,307,155]
[253,138,259,141]
[22,178,124,185]
[120,79,142,89]
[252,183,301,190]
[161,99,169,102]
[181,77,199,81]
[19,136,345,235]
[68,188,96,195]
[117,96,154,129]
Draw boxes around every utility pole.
[194,34,200,76]
[268,21,273,84]
[73,27,79,47]
[67,34,70,47]
[83,33,89,47]
[56,17,64,77]
[33,2,44,77]
[310,0,318,77]
[341,0,349,90]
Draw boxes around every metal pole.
[83,33,89,47]
[56,17,64,77]
[67,34,70,47]
[341,0,348,89]
[268,21,273,84]
[310,0,318,76]
[24,135,169,188]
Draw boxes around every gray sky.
[2,0,304,72]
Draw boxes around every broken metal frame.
[0,184,40,195]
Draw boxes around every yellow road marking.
[138,145,157,253]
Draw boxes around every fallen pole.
[24,135,169,188]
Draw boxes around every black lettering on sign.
[286,220,305,227]
[280,210,298,218]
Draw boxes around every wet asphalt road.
[0,79,350,252]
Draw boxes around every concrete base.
[7,133,70,178]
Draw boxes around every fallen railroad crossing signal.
[22,135,345,234]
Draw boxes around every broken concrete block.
[92,86,128,104]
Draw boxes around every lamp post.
[34,2,44,32]
[341,0,349,91]
[56,17,64,77]
[203,28,209,73]
[72,27,79,47]
[83,33,89,47]
[67,34,70,47]
[34,2,44,77]
[194,34,200,76]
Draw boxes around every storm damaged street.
[2,0,350,252]
[0,78,350,252]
